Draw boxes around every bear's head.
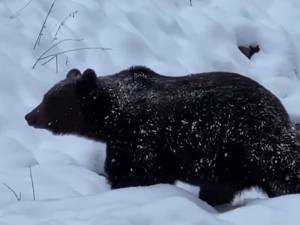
[25,69,111,141]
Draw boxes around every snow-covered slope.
[1,0,300,224]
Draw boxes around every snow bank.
[220,194,300,225]
[0,165,109,206]
[0,185,298,225]
[1,0,300,224]
[0,185,221,225]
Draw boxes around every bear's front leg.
[104,140,176,189]
[199,184,244,206]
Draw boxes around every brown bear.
[25,66,300,206]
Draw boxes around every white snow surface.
[1,0,300,224]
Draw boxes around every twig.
[55,55,58,73]
[190,0,192,6]
[53,10,79,41]
[29,167,36,201]
[39,47,111,73]
[33,37,111,73]
[32,38,83,69]
[33,0,57,49]
[65,56,69,66]
[3,183,21,201]
[10,0,34,19]
[41,55,56,66]
[39,47,112,61]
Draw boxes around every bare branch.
[10,0,34,19]
[55,55,58,73]
[39,47,112,61]
[3,183,21,201]
[53,10,79,41]
[33,0,57,49]
[29,167,36,201]
[33,38,111,73]
[37,47,111,73]
[41,55,56,66]
[65,56,69,66]
[32,38,83,69]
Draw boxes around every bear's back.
[105,66,267,105]
[102,67,283,127]
[110,66,262,91]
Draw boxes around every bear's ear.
[66,68,81,79]
[76,69,97,94]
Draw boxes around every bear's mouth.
[25,112,70,136]
[25,112,49,129]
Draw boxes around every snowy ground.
[1,0,300,224]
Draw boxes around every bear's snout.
[25,112,38,127]
[25,107,46,129]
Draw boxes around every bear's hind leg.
[245,130,300,198]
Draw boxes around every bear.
[25,66,300,206]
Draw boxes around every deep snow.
[1,0,300,224]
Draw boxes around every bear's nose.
[25,113,36,126]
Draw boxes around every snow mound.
[0,165,109,206]
[0,138,37,168]
[0,185,222,225]
[0,185,299,225]
[220,194,300,225]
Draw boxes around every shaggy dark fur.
[25,66,300,206]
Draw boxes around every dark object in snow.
[238,45,260,59]
[25,66,300,206]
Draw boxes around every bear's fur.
[25,66,300,206]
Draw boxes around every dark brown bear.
[25,66,300,206]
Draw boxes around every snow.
[0,165,109,205]
[1,0,300,224]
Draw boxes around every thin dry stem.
[33,0,57,49]
[3,183,21,201]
